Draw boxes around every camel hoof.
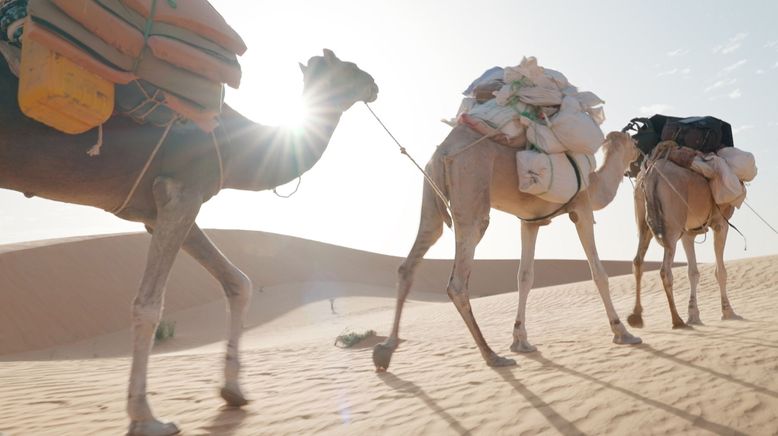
[220,386,249,407]
[627,313,644,328]
[373,342,396,372]
[672,322,693,330]
[510,340,537,353]
[487,354,516,367]
[613,333,642,345]
[722,311,744,321]
[127,420,180,436]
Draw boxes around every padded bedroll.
[27,0,224,111]
[52,0,241,87]
[121,0,246,55]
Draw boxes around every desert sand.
[0,229,776,435]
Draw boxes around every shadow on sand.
[378,372,472,436]
[522,351,747,436]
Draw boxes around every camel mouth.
[364,83,379,103]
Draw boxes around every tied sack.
[516,150,596,204]
[716,147,757,182]
[522,95,605,155]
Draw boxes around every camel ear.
[322,48,337,63]
[299,62,307,74]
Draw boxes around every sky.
[1,0,777,263]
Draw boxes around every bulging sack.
[516,150,596,204]
[716,147,757,182]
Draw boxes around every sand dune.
[0,229,652,358]
[1,231,775,435]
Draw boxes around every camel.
[627,155,741,330]
[0,49,377,436]
[372,129,643,371]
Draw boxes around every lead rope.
[111,117,177,215]
[640,147,748,249]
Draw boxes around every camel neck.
[218,105,344,191]
[588,141,630,211]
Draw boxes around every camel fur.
[372,129,643,371]
[628,157,742,330]
[0,48,378,436]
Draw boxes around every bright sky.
[1,0,777,263]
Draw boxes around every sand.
[0,230,775,435]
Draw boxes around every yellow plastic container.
[18,37,114,134]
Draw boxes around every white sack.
[716,147,757,182]
[708,155,746,206]
[466,98,528,139]
[516,150,596,204]
[551,96,605,153]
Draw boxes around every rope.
[743,200,778,234]
[363,102,453,216]
[86,123,103,156]
[210,130,224,191]
[640,147,747,249]
[111,117,177,215]
[273,176,302,198]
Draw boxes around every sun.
[278,97,308,129]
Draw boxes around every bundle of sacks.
[455,57,606,204]
[1,0,244,132]
[659,141,757,208]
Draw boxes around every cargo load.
[0,0,244,134]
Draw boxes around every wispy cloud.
[667,48,689,57]
[657,68,678,77]
[728,88,742,99]
[704,78,737,92]
[733,124,754,135]
[765,40,778,49]
[720,59,747,75]
[640,103,673,115]
[713,33,748,54]
[656,67,691,78]
[773,61,778,69]
[756,69,766,75]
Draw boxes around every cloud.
[720,59,747,75]
[773,61,778,69]
[640,103,673,115]
[728,88,742,99]
[713,33,747,54]
[732,124,754,135]
[765,40,778,49]
[704,78,737,92]
[657,67,691,78]
[667,48,689,57]
[657,68,678,77]
[756,69,765,75]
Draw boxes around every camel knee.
[224,270,252,306]
[660,266,673,286]
[591,266,609,290]
[132,300,162,327]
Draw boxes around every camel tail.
[643,175,666,246]
[426,157,452,228]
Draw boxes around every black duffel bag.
[621,114,735,177]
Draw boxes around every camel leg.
[448,216,515,367]
[628,209,652,328]
[127,178,201,436]
[510,221,540,353]
[373,183,444,371]
[681,234,702,325]
[713,223,742,320]
[181,225,251,406]
[659,238,687,329]
[573,205,641,345]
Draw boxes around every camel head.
[299,49,378,111]
[603,131,639,171]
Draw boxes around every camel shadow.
[378,372,472,436]
[197,405,249,436]
[493,365,584,436]
[635,343,778,398]
[522,352,747,436]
